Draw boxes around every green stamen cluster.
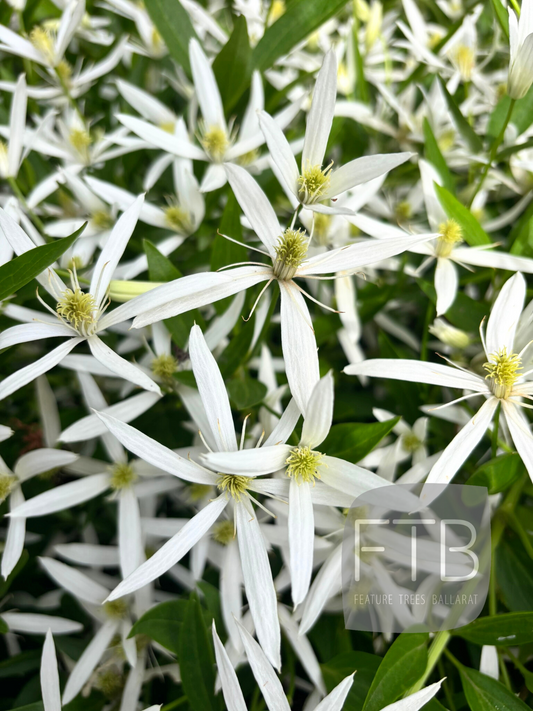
[217,474,251,501]
[484,347,522,399]
[201,125,229,162]
[30,27,55,64]
[402,432,422,453]
[297,163,332,203]
[103,599,129,619]
[151,353,178,379]
[285,445,324,484]
[164,204,191,233]
[95,667,124,699]
[213,520,235,545]
[436,219,463,257]
[0,473,16,504]
[313,213,332,246]
[273,228,308,280]
[189,483,212,501]
[109,462,137,490]
[92,209,113,230]
[56,287,97,334]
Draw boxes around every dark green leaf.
[0,649,40,678]
[0,549,28,598]
[0,617,8,633]
[512,85,533,136]
[321,419,400,464]
[144,239,182,281]
[437,77,483,153]
[213,15,252,113]
[144,0,197,74]
[423,118,454,192]
[179,596,217,711]
[487,95,514,140]
[211,193,246,272]
[490,0,510,39]
[252,0,347,72]
[227,376,267,409]
[467,453,525,494]
[218,320,255,379]
[454,612,533,646]
[363,632,429,711]
[129,600,188,655]
[10,704,44,711]
[435,184,491,246]
[321,652,381,711]
[496,537,533,611]
[460,666,531,711]
[0,224,85,302]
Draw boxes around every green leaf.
[460,666,531,711]
[496,537,533,611]
[227,376,267,409]
[454,612,533,646]
[0,649,40,678]
[179,596,217,711]
[437,77,483,153]
[144,239,182,281]
[512,85,533,136]
[434,184,491,246]
[252,0,347,72]
[0,549,28,599]
[423,118,454,192]
[321,418,400,464]
[10,705,44,711]
[490,0,510,39]
[218,321,255,379]
[128,600,188,655]
[144,0,197,74]
[321,652,381,711]
[212,15,252,113]
[467,453,525,494]
[0,224,85,302]
[487,95,514,140]
[0,617,8,634]
[363,632,429,711]
[212,193,247,314]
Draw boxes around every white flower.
[345,273,533,486]
[508,0,533,99]
[0,196,161,400]
[258,49,413,216]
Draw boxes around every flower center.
[402,433,422,453]
[103,599,129,619]
[30,27,55,64]
[453,45,475,81]
[69,128,92,158]
[237,149,260,167]
[159,121,175,133]
[212,520,234,545]
[268,0,285,24]
[56,287,97,335]
[109,462,137,490]
[436,219,463,258]
[217,474,251,501]
[273,228,308,280]
[151,353,178,379]
[297,162,332,204]
[394,200,412,222]
[164,203,191,233]
[313,213,331,246]
[200,125,229,162]
[484,348,522,399]
[189,483,212,501]
[91,209,113,230]
[95,667,125,699]
[285,445,324,484]
[0,473,16,504]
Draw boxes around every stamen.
[297,161,333,204]
[200,124,229,162]
[0,473,16,504]
[109,462,137,490]
[212,519,234,545]
[312,213,332,246]
[273,228,308,280]
[103,599,129,619]
[30,27,55,64]
[217,474,251,501]
[164,200,192,233]
[56,286,97,335]
[483,347,522,399]
[402,432,422,453]
[285,445,324,484]
[436,219,463,258]
[151,353,178,379]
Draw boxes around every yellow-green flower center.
[109,462,137,490]
[30,27,55,64]
[273,228,308,280]
[436,219,463,258]
[237,149,260,167]
[297,163,332,204]
[201,125,229,162]
[92,210,113,230]
[217,474,251,501]
[213,520,235,545]
[189,483,212,501]
[286,445,324,484]
[103,598,129,619]
[484,347,522,399]
[56,287,97,334]
[313,213,332,246]
[394,200,412,222]
[95,667,124,699]
[402,433,422,453]
[70,128,92,155]
[164,204,191,233]
[0,473,16,504]
[151,353,178,379]
[453,45,475,81]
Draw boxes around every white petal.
[116,78,176,127]
[15,448,78,480]
[236,501,281,671]
[480,645,499,680]
[225,163,281,258]
[344,358,486,391]
[203,445,292,475]
[435,258,458,316]
[419,159,447,230]
[2,487,25,579]
[299,544,342,635]
[8,74,27,177]
[212,622,248,711]
[302,50,337,169]
[39,556,109,605]
[119,487,144,579]
[118,114,206,160]
[264,398,301,446]
[320,456,390,499]
[62,620,119,704]
[36,375,61,448]
[426,398,498,486]
[10,474,110,519]
[289,479,314,607]
[502,400,533,483]
[485,272,526,355]
[258,110,299,196]
[314,674,355,711]
[279,280,320,417]
[55,543,120,567]
[200,163,227,192]
[189,38,225,130]
[452,246,533,273]
[301,372,334,449]
[1,612,82,635]
[236,619,288,707]
[93,410,216,484]
[88,335,160,394]
[220,540,243,653]
[324,152,412,200]
[0,24,45,63]
[107,496,228,600]
[382,680,443,711]
[278,605,325,694]
[0,337,82,401]
[189,324,238,452]
[41,629,61,711]
[55,0,85,62]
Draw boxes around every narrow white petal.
[41,630,61,711]
[203,445,292,475]
[325,152,412,200]
[39,556,109,605]
[279,280,320,417]
[117,114,206,160]
[189,324,238,452]
[62,620,119,705]
[88,335,160,394]
[314,674,355,711]
[2,487,26,579]
[107,496,228,600]
[264,398,301,446]
[480,645,499,680]
[301,372,334,449]
[15,448,78,481]
[236,619,288,707]
[299,544,342,635]
[289,479,314,607]
[119,653,145,711]
[8,74,27,176]
[36,375,61,448]
[320,456,390,498]
[189,38,225,130]
[382,679,443,711]
[93,410,216,484]
[236,501,281,671]
[55,543,120,567]
[502,400,533,482]
[278,605,325,694]
[485,272,526,355]
[119,487,144,579]
[10,474,110,519]
[258,110,299,196]
[302,50,337,169]
[1,612,82,635]
[116,78,176,126]
[212,622,248,711]
[220,540,243,653]
[200,163,227,192]
[435,258,458,316]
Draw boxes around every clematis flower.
[120,164,434,414]
[258,48,413,216]
[0,196,161,400]
[345,273,533,485]
[508,0,533,100]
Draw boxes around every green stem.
[491,402,501,459]
[406,630,451,695]
[161,697,188,711]
[507,513,533,559]
[7,176,46,234]
[468,99,515,208]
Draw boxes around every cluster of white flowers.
[1,0,533,708]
